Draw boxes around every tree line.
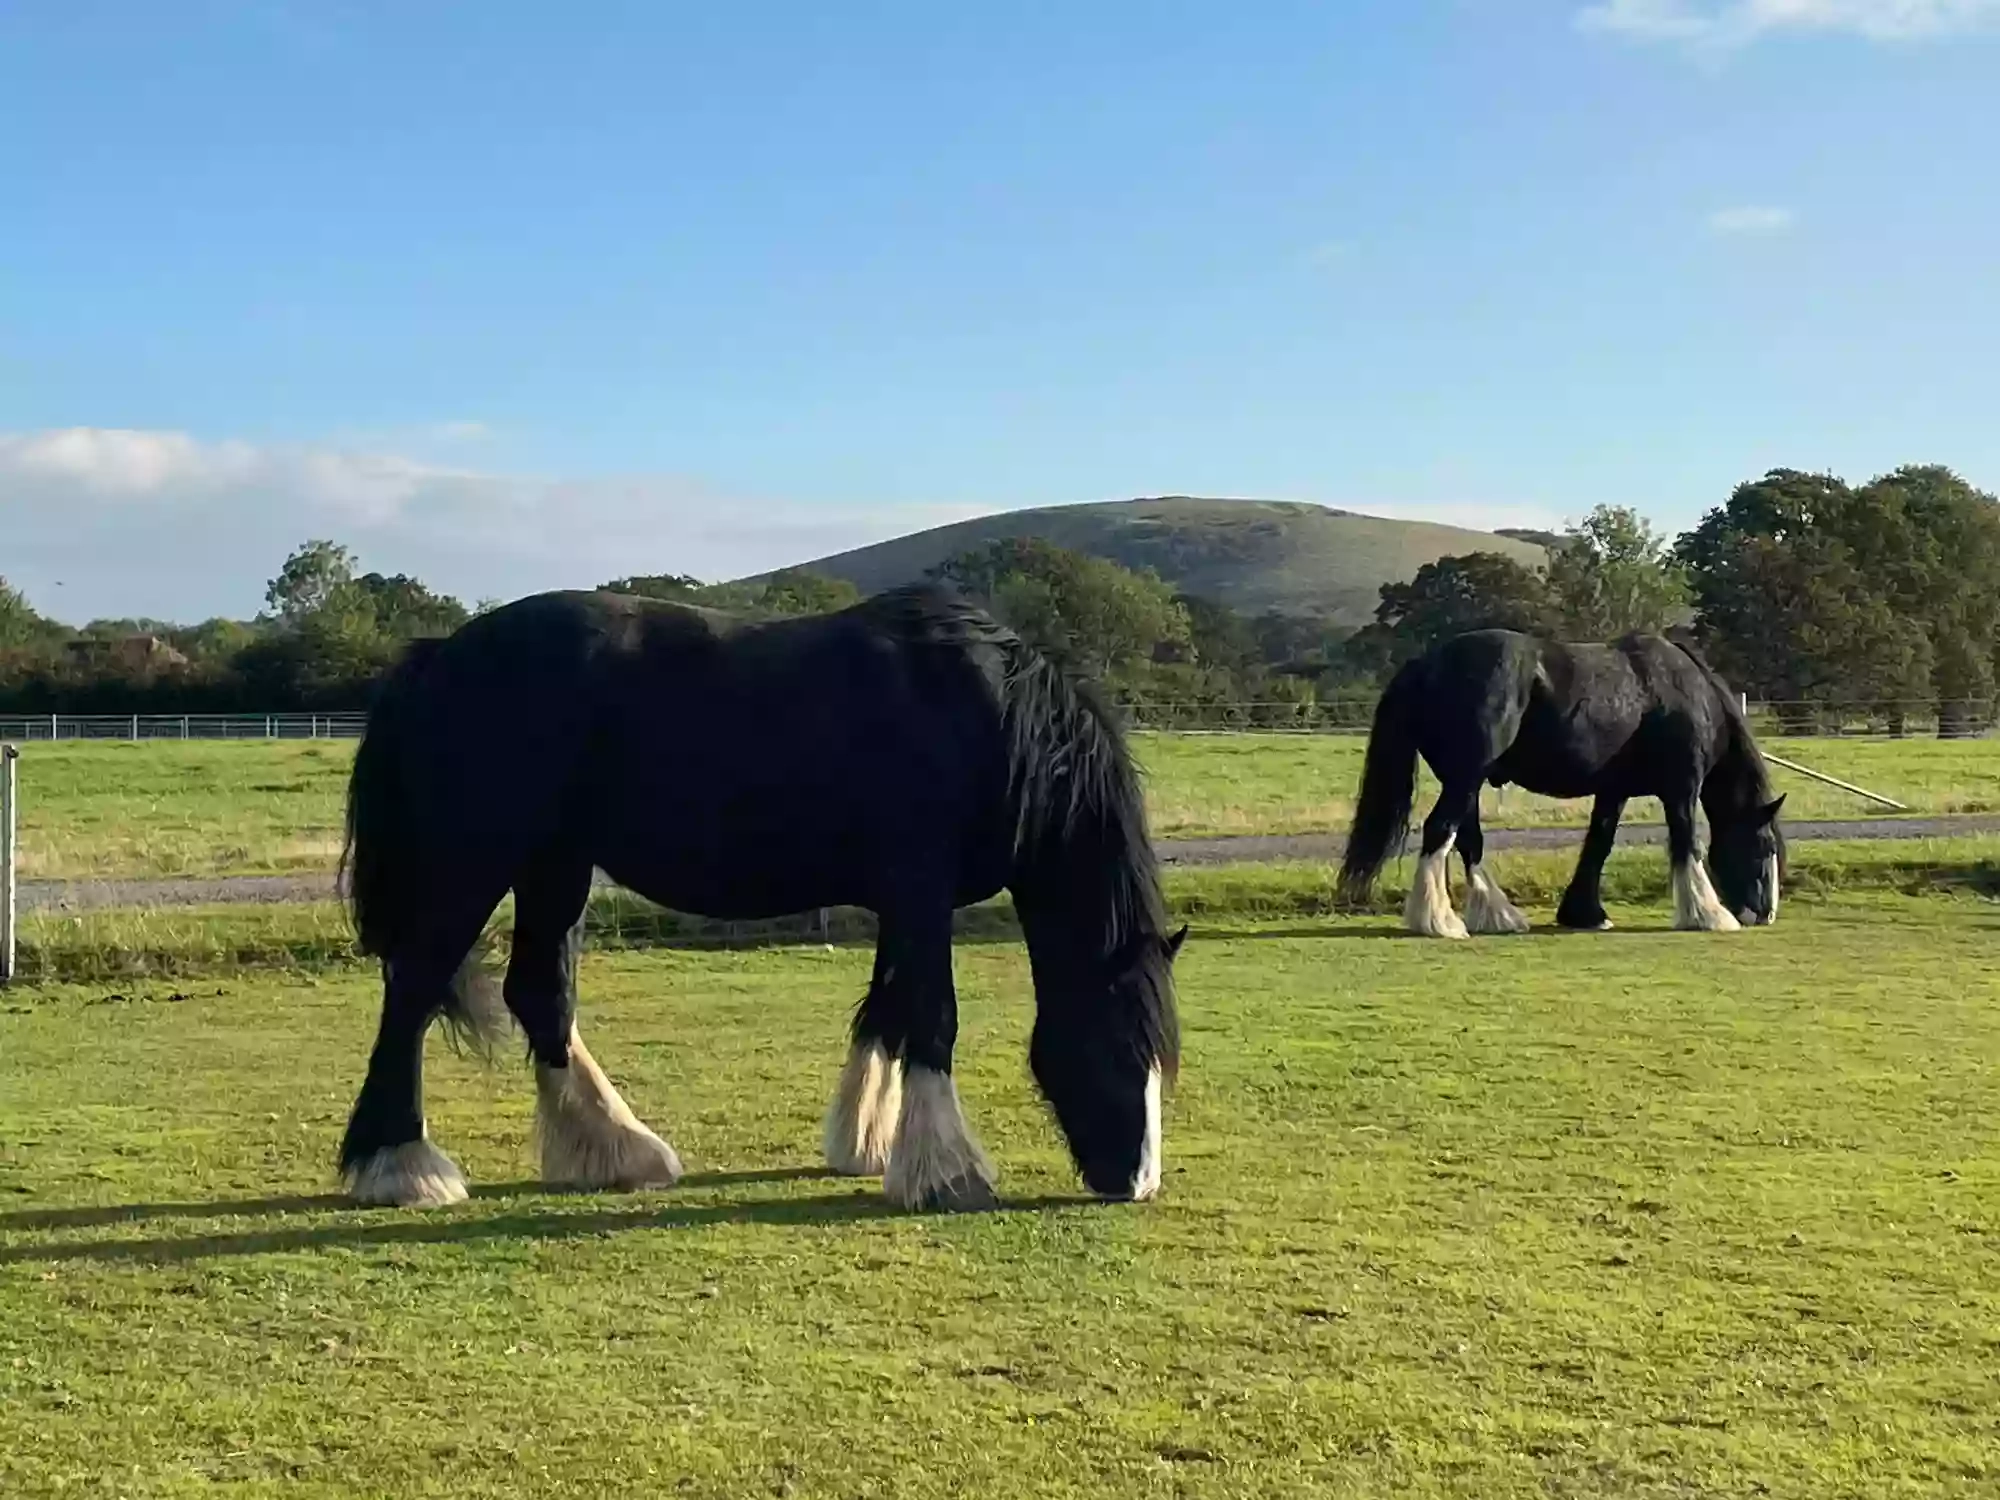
[3,462,1994,734]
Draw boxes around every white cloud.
[427,419,493,444]
[0,427,991,623]
[1578,0,2000,45]
[1707,203,1796,234]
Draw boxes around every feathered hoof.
[539,1115,684,1192]
[1466,904,1531,936]
[906,1172,1000,1214]
[1674,908,1742,934]
[1404,908,1470,940]
[346,1138,469,1208]
[822,1041,903,1177]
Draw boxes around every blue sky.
[3,0,1997,621]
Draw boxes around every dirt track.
[18,814,2000,915]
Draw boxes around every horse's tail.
[1000,643,1180,1076]
[1337,656,1427,903]
[340,635,447,961]
[339,634,510,1056]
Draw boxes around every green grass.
[3,894,1996,1496]
[10,734,2000,880]
[1136,732,2000,839]
[11,740,351,881]
[10,831,2000,984]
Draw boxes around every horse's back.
[365,587,1016,918]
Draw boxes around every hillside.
[771,497,1549,625]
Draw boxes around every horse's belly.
[1494,751,1603,803]
[595,831,1007,922]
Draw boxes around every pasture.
[4,891,1997,1496]
[11,732,2000,881]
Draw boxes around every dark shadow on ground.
[0,1166,839,1234]
[0,1187,1112,1266]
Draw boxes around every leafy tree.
[1,577,66,652]
[1544,505,1691,640]
[758,568,862,617]
[1678,465,2000,732]
[264,540,358,623]
[1343,551,1556,678]
[930,538,1191,676]
[350,572,470,638]
[1177,593,1260,675]
[598,573,707,602]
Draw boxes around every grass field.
[12,835,2000,984]
[11,734,2000,881]
[4,892,1996,1496]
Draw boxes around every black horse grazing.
[336,585,1183,1212]
[1337,629,1785,938]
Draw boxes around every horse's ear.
[1162,924,1189,962]
[1759,795,1786,826]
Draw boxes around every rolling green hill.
[773,496,1549,625]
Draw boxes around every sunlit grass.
[10,834,1998,984]
[9,734,1999,881]
[2,894,1994,1496]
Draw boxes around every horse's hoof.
[1556,910,1612,932]
[914,1173,999,1213]
[345,1139,469,1208]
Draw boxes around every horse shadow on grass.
[0,1166,836,1235]
[0,1168,1106,1267]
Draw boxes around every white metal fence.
[0,713,369,742]
[0,701,1995,743]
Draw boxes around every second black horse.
[1337,629,1785,938]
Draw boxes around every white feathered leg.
[883,1066,996,1211]
[1672,856,1741,933]
[1402,834,1469,939]
[1463,863,1531,935]
[823,1039,904,1176]
[535,1024,684,1190]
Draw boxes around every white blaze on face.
[1764,851,1780,923]
[1131,1064,1163,1201]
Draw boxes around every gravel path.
[18,813,2000,914]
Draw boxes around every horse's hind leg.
[877,903,995,1212]
[507,851,682,1191]
[340,898,503,1207]
[1404,778,1476,939]
[824,943,907,1176]
[1458,802,1530,935]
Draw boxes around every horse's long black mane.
[1664,634,1786,872]
[859,584,1178,1070]
[857,584,1169,936]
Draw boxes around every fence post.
[1,745,17,985]
[131,713,139,741]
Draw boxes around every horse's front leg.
[1665,795,1740,933]
[1557,794,1627,931]
[1458,801,1530,935]
[824,943,906,1177]
[877,904,996,1212]
[510,854,683,1191]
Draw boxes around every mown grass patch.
[1134,731,2000,838]
[9,734,2000,879]
[11,835,1999,984]
[2,897,1995,1496]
